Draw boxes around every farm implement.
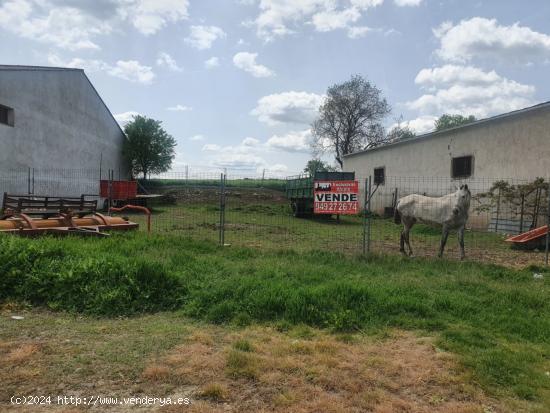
[0,193,141,237]
[505,225,549,249]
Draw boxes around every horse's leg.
[458,225,465,260]
[438,224,450,258]
[400,225,406,255]
[405,220,414,256]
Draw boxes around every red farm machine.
[0,193,144,237]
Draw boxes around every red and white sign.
[314,180,359,215]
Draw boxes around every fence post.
[367,176,372,254]
[362,178,368,255]
[219,173,226,246]
[108,169,113,215]
[545,181,550,266]
[495,187,501,233]
[362,176,372,255]
[27,167,31,195]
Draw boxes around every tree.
[387,116,416,142]
[303,159,335,176]
[474,178,548,231]
[123,115,177,179]
[435,114,477,132]
[311,75,391,168]
[387,124,416,142]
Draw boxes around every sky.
[1,0,550,176]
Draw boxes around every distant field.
[1,232,549,411]
[143,177,287,192]
[130,192,546,268]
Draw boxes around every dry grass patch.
[146,326,509,413]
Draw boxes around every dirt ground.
[1,307,533,413]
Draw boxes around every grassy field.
[1,232,549,412]
[131,199,546,268]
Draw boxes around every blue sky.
[1,0,550,175]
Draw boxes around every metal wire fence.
[1,167,549,268]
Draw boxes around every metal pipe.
[109,204,151,233]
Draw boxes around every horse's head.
[457,184,471,210]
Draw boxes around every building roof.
[344,100,550,158]
[0,64,125,136]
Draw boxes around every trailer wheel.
[291,202,302,218]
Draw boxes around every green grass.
[130,202,512,258]
[1,232,549,404]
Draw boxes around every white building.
[0,65,128,196]
[343,102,550,230]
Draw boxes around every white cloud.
[107,60,156,84]
[185,25,226,50]
[205,56,220,69]
[414,65,503,88]
[0,0,111,50]
[242,137,260,146]
[347,26,372,38]
[156,52,183,72]
[48,54,155,84]
[233,52,275,77]
[128,0,190,35]
[435,17,550,63]
[251,0,384,40]
[266,129,312,152]
[311,7,360,32]
[114,111,140,125]
[201,141,267,169]
[211,153,267,169]
[167,104,192,112]
[395,115,436,134]
[394,0,422,6]
[268,163,289,173]
[251,91,324,126]
[407,65,535,119]
[189,134,205,141]
[202,144,222,151]
[0,0,190,50]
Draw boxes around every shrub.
[0,236,186,315]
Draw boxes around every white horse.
[394,185,471,259]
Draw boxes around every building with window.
[343,101,550,228]
[0,65,127,196]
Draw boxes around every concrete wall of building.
[343,105,550,228]
[0,67,127,196]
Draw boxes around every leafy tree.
[311,75,391,168]
[387,123,416,142]
[474,178,548,231]
[303,159,336,176]
[435,114,477,132]
[123,115,177,179]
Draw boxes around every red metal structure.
[100,180,138,199]
[0,193,139,237]
[505,225,549,249]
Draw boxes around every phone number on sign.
[314,202,358,213]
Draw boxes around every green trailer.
[285,171,356,217]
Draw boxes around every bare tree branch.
[311,75,391,168]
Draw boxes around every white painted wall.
[0,67,127,196]
[344,105,550,228]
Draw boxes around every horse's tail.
[393,206,401,225]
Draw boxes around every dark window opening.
[452,156,473,178]
[374,167,385,185]
[0,105,14,127]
